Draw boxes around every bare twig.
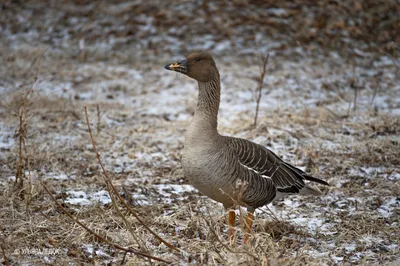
[40,182,169,264]
[351,64,358,112]
[218,179,250,211]
[15,105,26,194]
[253,52,269,127]
[120,251,128,266]
[383,42,399,79]
[23,47,48,78]
[96,104,101,135]
[353,86,358,112]
[370,86,378,107]
[83,106,180,253]
[0,226,10,266]
[14,48,48,203]
[108,187,147,252]
[257,206,280,222]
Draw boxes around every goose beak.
[165,59,187,74]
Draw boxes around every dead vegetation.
[1,85,398,264]
[0,0,399,265]
[253,52,270,128]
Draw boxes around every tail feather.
[282,161,330,186]
[304,174,330,186]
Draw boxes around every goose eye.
[195,58,201,62]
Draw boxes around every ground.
[0,1,399,265]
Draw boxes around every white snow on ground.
[13,52,399,127]
[82,244,112,260]
[65,190,111,206]
[0,123,14,149]
[290,217,323,234]
[153,184,195,195]
[1,52,397,262]
[5,171,77,183]
[64,184,196,207]
[46,172,71,180]
[349,166,400,181]
[378,197,399,218]
[1,19,398,266]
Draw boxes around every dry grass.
[1,89,398,264]
[1,1,399,265]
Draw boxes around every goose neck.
[196,79,221,122]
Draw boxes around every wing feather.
[225,137,329,194]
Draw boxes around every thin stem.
[41,182,169,263]
[253,53,269,127]
[83,106,180,253]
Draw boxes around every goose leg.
[243,211,254,244]
[228,210,236,243]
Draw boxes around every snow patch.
[65,190,111,206]
[378,197,399,218]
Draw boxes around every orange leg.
[228,210,236,243]
[243,211,254,244]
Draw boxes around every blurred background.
[1,0,399,59]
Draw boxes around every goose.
[165,52,329,243]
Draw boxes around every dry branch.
[108,186,146,252]
[41,182,169,264]
[384,42,399,79]
[0,226,10,266]
[15,105,26,192]
[96,104,101,135]
[351,64,358,112]
[14,49,47,201]
[253,52,269,127]
[83,106,180,253]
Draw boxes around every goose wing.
[225,137,329,195]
